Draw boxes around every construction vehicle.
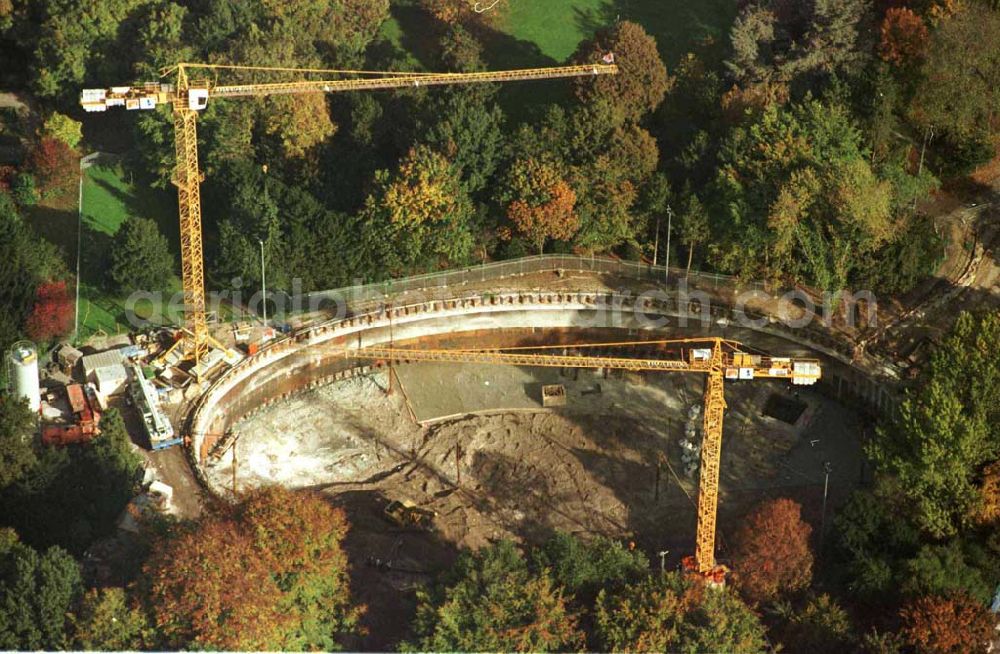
[127,362,182,450]
[341,336,820,582]
[42,383,102,446]
[383,499,438,531]
[81,61,618,379]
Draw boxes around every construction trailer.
[128,363,181,450]
[41,383,102,446]
[81,349,129,399]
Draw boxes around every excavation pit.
[188,290,887,649]
[762,393,809,425]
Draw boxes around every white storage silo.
[8,341,41,412]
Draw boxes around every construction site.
[171,284,880,647]
[1,55,950,649]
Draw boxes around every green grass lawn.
[502,0,610,62]
[74,160,181,340]
[380,0,737,123]
[498,0,736,65]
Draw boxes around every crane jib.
[209,65,619,99]
[79,64,619,112]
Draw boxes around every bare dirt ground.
[217,365,863,649]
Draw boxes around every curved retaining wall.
[187,291,897,468]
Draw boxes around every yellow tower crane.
[338,336,821,580]
[81,61,618,377]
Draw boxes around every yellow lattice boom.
[339,336,820,576]
[81,61,618,375]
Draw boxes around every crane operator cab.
[188,88,209,111]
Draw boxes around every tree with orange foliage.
[26,137,76,198]
[879,7,928,66]
[502,158,578,255]
[730,498,814,604]
[25,280,72,342]
[142,486,363,651]
[974,460,1000,525]
[900,592,994,654]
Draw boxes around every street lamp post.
[664,205,673,286]
[653,213,660,267]
[820,461,833,548]
[259,239,267,329]
[74,161,84,342]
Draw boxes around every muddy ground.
[210,364,864,649]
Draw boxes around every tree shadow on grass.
[595,0,738,65]
[89,175,181,258]
[385,3,444,70]
[468,22,574,125]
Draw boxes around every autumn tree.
[40,112,83,149]
[26,137,77,198]
[439,24,486,72]
[0,528,82,650]
[879,7,929,67]
[421,0,505,25]
[512,100,659,253]
[143,486,362,650]
[263,94,337,160]
[975,460,1000,525]
[109,216,175,295]
[501,158,578,254]
[731,498,814,603]
[912,3,1000,139]
[70,588,150,651]
[405,540,583,652]
[594,572,767,652]
[573,21,671,124]
[25,280,73,342]
[357,144,475,277]
[899,592,994,654]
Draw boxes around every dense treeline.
[4,0,995,302]
[2,0,1000,651]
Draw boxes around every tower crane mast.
[340,336,821,579]
[82,61,618,376]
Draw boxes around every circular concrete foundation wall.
[187,290,896,488]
